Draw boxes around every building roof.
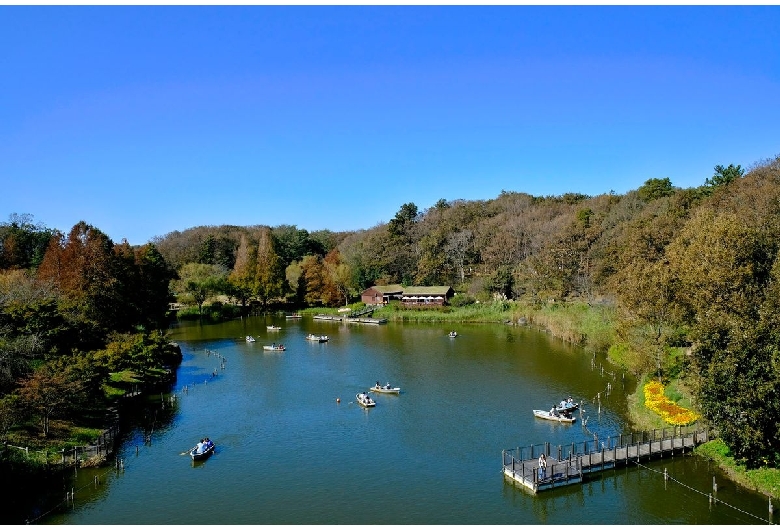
[366,284,404,294]
[399,286,453,296]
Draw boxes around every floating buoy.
[336,398,341,403]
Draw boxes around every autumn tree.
[35,222,122,347]
[300,255,325,306]
[322,249,352,306]
[254,227,284,308]
[17,362,83,437]
[229,235,256,313]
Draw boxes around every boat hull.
[370,386,400,394]
[190,445,215,461]
[533,410,576,423]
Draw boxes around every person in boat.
[376,381,381,388]
[550,405,558,417]
[204,438,213,450]
[195,439,205,454]
[567,396,574,406]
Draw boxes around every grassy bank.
[694,439,780,499]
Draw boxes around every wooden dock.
[313,314,342,321]
[502,424,710,493]
[312,309,387,324]
[345,317,387,324]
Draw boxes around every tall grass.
[370,299,617,355]
[513,301,616,353]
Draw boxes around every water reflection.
[40,316,771,525]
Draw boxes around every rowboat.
[245,335,256,342]
[370,382,400,394]
[190,442,215,461]
[533,409,576,423]
[286,314,302,319]
[448,331,458,338]
[356,392,376,408]
[267,325,282,331]
[306,334,329,342]
[263,345,286,351]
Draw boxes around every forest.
[1,154,779,475]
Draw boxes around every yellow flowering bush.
[643,381,699,426]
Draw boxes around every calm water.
[43,316,771,524]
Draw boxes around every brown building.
[360,285,454,306]
[360,284,404,305]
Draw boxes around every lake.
[42,315,772,524]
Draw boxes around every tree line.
[2,155,780,470]
[0,218,178,443]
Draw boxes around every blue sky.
[2,6,779,245]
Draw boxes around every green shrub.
[450,294,476,307]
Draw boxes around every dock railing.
[503,423,711,492]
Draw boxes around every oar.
[180,446,197,456]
